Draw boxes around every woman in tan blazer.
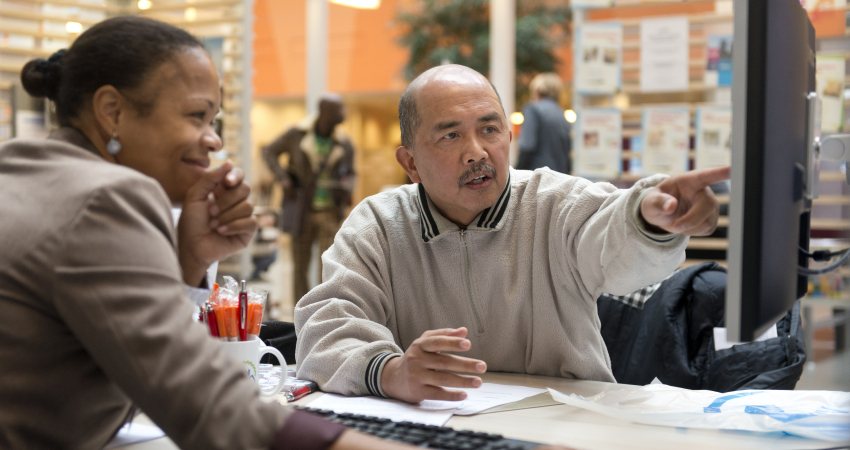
[0,15,411,450]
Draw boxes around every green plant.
[396,0,570,104]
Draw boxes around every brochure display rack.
[570,0,849,266]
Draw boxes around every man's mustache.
[458,161,497,187]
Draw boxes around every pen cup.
[219,336,287,396]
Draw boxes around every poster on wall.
[695,106,732,170]
[576,23,622,94]
[640,17,689,93]
[704,34,733,88]
[816,55,846,133]
[573,108,622,179]
[640,107,690,175]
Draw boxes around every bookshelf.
[0,0,255,277]
[0,0,252,173]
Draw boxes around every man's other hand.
[380,327,487,404]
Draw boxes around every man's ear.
[91,85,123,135]
[395,146,421,183]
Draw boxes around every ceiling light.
[510,112,524,126]
[65,21,83,34]
[329,0,381,10]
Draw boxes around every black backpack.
[598,262,806,391]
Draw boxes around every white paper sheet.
[419,383,546,415]
[307,394,454,426]
[307,383,546,426]
[105,422,166,449]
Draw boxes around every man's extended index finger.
[692,165,731,186]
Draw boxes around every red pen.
[285,380,318,402]
[206,303,220,338]
[238,280,248,341]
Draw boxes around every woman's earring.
[106,133,122,156]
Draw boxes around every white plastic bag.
[549,383,850,442]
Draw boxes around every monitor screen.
[725,0,816,342]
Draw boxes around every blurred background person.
[263,94,355,303]
[515,72,572,174]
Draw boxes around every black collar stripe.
[480,197,499,227]
[418,176,510,242]
[416,200,431,242]
[476,207,492,228]
[416,200,436,242]
[481,175,511,228]
[485,185,510,229]
[417,183,439,242]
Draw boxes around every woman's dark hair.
[20,15,203,126]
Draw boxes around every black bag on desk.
[598,262,806,391]
[259,320,297,365]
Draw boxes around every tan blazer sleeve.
[51,175,289,449]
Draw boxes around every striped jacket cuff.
[365,352,402,397]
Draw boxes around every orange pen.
[247,302,263,337]
[212,303,228,340]
[223,304,239,341]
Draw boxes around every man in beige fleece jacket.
[295,64,729,404]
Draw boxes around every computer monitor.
[725,0,816,342]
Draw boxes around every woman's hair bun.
[20,49,66,101]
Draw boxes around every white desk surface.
[124,372,841,450]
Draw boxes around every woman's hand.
[177,161,258,286]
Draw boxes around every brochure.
[641,107,690,175]
[574,108,623,179]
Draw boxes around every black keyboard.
[296,406,541,449]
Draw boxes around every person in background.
[295,64,729,404]
[515,72,572,174]
[0,15,413,450]
[262,95,355,303]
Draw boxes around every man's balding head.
[398,64,504,149]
